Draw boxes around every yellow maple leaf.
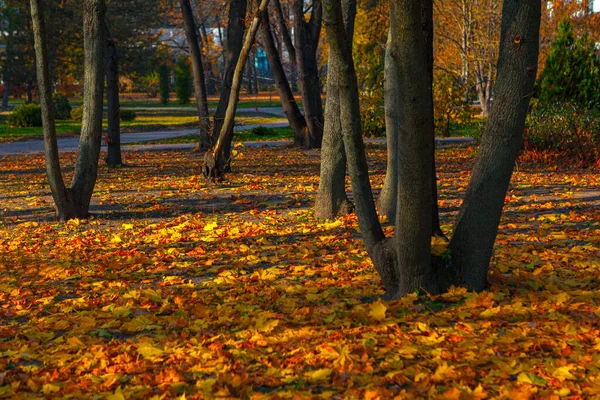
[431,236,449,256]
[369,301,387,321]
[137,341,164,360]
[204,221,218,231]
[552,366,576,381]
[107,386,125,400]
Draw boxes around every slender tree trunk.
[30,0,106,220]
[203,0,270,179]
[104,21,122,167]
[26,83,33,103]
[198,10,217,95]
[245,57,254,94]
[180,0,211,150]
[212,0,247,150]
[293,0,324,149]
[450,0,541,291]
[260,9,307,141]
[252,55,259,93]
[314,0,356,219]
[1,83,9,108]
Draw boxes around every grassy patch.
[126,127,294,146]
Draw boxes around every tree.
[259,3,307,144]
[313,0,355,219]
[30,0,106,220]
[293,0,324,149]
[159,64,170,104]
[174,56,193,105]
[104,20,122,167]
[180,0,211,150]
[323,0,540,298]
[538,17,600,108]
[202,0,270,180]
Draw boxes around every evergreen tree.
[538,18,600,108]
[174,57,192,105]
[158,64,170,105]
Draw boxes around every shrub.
[523,100,600,168]
[120,109,136,122]
[140,72,160,98]
[6,103,42,127]
[433,71,471,137]
[174,57,192,105]
[71,106,84,122]
[52,94,72,120]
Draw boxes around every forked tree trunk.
[180,0,211,150]
[293,0,324,149]
[202,0,270,180]
[212,0,247,148]
[450,0,540,291]
[31,0,106,221]
[105,21,122,167]
[325,0,541,300]
[260,8,307,144]
[314,0,356,219]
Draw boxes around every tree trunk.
[314,0,356,219]
[245,56,254,94]
[1,83,9,109]
[252,55,259,93]
[30,0,106,220]
[104,21,122,167]
[293,0,324,149]
[212,0,248,149]
[198,10,217,95]
[260,9,307,142]
[26,83,33,103]
[180,0,211,150]
[203,0,270,180]
[449,0,541,291]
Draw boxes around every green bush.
[524,100,600,167]
[433,71,471,137]
[71,106,84,122]
[159,64,170,105]
[120,109,136,122]
[7,103,42,127]
[52,94,72,120]
[174,57,192,105]
[140,72,160,98]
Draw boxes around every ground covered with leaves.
[1,144,599,399]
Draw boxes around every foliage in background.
[52,94,72,120]
[159,64,171,105]
[353,0,388,138]
[6,103,42,127]
[174,57,192,105]
[433,70,472,137]
[71,106,84,123]
[523,100,600,168]
[538,18,600,109]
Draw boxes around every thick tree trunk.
[203,0,270,179]
[260,10,307,142]
[180,0,211,150]
[293,0,324,149]
[314,0,356,219]
[30,0,106,220]
[450,0,541,291]
[212,0,247,149]
[104,21,122,167]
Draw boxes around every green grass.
[444,120,485,137]
[0,111,284,142]
[125,127,295,146]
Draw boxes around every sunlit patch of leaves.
[0,145,599,398]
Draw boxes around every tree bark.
[203,0,270,180]
[260,9,307,142]
[314,0,356,219]
[212,0,248,149]
[30,0,106,220]
[104,20,122,167]
[180,0,211,150]
[293,0,324,149]
[449,0,541,291]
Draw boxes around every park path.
[0,105,472,156]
